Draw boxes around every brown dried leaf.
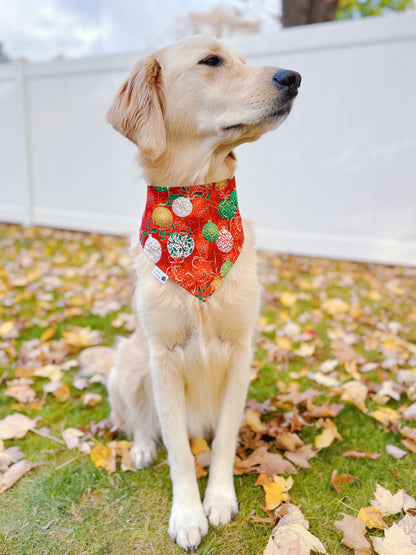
[235,446,297,477]
[4,384,37,403]
[0,460,44,492]
[303,403,344,419]
[284,445,318,469]
[334,513,371,554]
[343,449,381,460]
[331,470,358,492]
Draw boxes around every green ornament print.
[167,232,194,258]
[220,259,234,278]
[229,190,238,206]
[202,221,220,242]
[218,198,237,220]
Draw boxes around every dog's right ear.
[106,56,166,161]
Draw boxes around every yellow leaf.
[276,336,292,350]
[322,298,349,315]
[52,383,71,402]
[263,482,287,511]
[255,473,272,486]
[280,292,297,308]
[0,320,19,339]
[190,437,209,456]
[195,461,207,478]
[273,475,293,492]
[370,407,401,427]
[315,419,342,449]
[245,408,266,432]
[90,444,116,473]
[40,327,56,343]
[357,506,387,530]
[368,290,382,301]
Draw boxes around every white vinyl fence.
[1,14,416,265]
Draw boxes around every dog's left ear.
[106,56,166,161]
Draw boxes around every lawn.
[0,223,415,554]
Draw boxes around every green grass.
[1,224,416,554]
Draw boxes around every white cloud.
[0,0,281,62]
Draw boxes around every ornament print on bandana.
[140,177,244,302]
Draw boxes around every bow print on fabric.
[139,177,244,302]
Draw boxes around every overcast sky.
[0,0,281,62]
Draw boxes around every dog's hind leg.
[108,333,160,469]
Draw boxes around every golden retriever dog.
[106,35,300,552]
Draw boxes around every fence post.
[15,59,34,227]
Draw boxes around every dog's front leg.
[150,352,208,552]
[203,345,252,526]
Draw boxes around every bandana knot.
[140,177,244,302]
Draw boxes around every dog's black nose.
[273,69,302,92]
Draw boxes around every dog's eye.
[198,56,222,67]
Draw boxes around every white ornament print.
[216,228,234,253]
[172,196,193,217]
[144,236,162,263]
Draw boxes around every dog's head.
[107,36,301,161]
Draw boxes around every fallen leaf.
[82,393,102,407]
[371,523,416,555]
[403,402,416,421]
[4,384,36,403]
[190,437,210,456]
[271,522,327,554]
[0,320,19,339]
[275,387,320,406]
[371,484,416,516]
[284,445,318,468]
[90,443,116,473]
[33,364,63,381]
[343,449,381,460]
[62,326,103,349]
[0,460,44,492]
[62,428,84,450]
[305,371,341,387]
[341,381,368,412]
[401,438,416,453]
[274,432,304,452]
[0,446,25,471]
[315,419,342,449]
[334,513,371,554]
[195,461,207,478]
[0,413,37,440]
[263,481,287,510]
[370,407,401,429]
[398,513,416,543]
[386,444,408,459]
[331,469,358,492]
[319,359,339,373]
[245,408,266,432]
[357,506,387,530]
[52,383,71,402]
[78,346,115,376]
[236,446,297,477]
[303,403,344,419]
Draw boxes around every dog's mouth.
[222,100,292,131]
[222,96,296,132]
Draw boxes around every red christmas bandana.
[139,176,244,302]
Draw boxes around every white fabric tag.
[152,266,169,284]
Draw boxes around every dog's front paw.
[168,502,208,552]
[203,489,238,526]
[130,440,157,470]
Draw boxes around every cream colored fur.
[106,36,298,552]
